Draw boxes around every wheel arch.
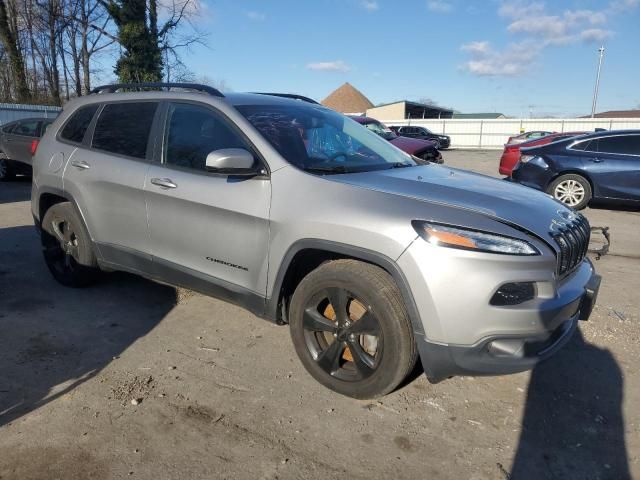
[266,239,424,336]
[37,188,95,241]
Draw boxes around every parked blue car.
[511,130,640,210]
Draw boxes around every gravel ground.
[1,150,638,480]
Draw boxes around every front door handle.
[150,177,177,189]
[71,159,90,170]
[590,158,603,163]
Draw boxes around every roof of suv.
[73,89,324,110]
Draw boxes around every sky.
[157,0,640,117]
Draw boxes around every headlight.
[412,221,539,255]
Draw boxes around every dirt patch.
[109,374,155,405]
[0,446,109,480]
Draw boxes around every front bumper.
[397,237,601,382]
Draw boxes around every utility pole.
[591,46,605,118]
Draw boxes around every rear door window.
[2,123,16,134]
[60,104,100,144]
[92,102,159,159]
[597,135,640,156]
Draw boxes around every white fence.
[0,102,61,126]
[386,118,640,149]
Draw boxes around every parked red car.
[349,116,443,163]
[499,131,587,176]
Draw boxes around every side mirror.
[205,148,257,175]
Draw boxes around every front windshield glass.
[237,104,415,173]
[363,121,396,140]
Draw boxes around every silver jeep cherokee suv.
[31,83,601,399]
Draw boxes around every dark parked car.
[499,131,587,176]
[350,116,443,163]
[392,126,450,149]
[511,130,640,210]
[0,117,55,180]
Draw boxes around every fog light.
[490,282,536,306]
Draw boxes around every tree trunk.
[0,0,31,102]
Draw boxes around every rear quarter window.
[60,104,100,143]
[91,102,158,159]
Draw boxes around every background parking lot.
[1,150,639,479]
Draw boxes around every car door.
[144,101,271,297]
[62,101,159,266]
[4,119,41,164]
[585,135,640,201]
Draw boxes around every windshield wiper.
[303,165,351,174]
[390,162,414,169]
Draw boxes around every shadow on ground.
[0,178,31,205]
[0,224,177,427]
[511,328,630,479]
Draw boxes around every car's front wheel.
[41,202,100,287]
[289,259,417,399]
[548,174,592,210]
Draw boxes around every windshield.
[363,121,396,140]
[237,104,415,173]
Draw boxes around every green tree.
[100,0,162,83]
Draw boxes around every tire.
[547,174,592,210]
[40,202,100,287]
[0,156,15,181]
[289,259,417,399]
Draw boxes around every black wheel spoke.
[347,339,375,377]
[316,339,344,375]
[326,287,349,325]
[303,308,337,333]
[347,312,379,336]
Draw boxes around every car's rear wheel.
[0,155,15,181]
[548,174,592,210]
[289,259,417,399]
[41,202,100,287]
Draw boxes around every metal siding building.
[0,103,61,126]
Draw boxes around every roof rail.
[252,92,319,105]
[90,82,225,98]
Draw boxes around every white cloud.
[460,41,540,77]
[609,0,640,13]
[427,1,453,13]
[498,1,544,19]
[462,1,628,77]
[580,28,613,42]
[306,61,351,73]
[246,11,266,21]
[361,0,379,12]
[461,41,491,55]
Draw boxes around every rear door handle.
[150,177,177,189]
[590,158,603,163]
[71,159,90,170]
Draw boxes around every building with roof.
[452,112,506,119]
[321,83,374,115]
[582,109,640,118]
[365,100,454,121]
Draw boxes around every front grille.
[552,214,590,276]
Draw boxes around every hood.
[389,136,435,154]
[331,164,569,243]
